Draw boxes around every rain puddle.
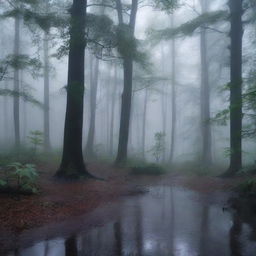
[5,186,256,256]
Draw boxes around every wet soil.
[0,163,254,255]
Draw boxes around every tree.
[225,0,243,175]
[85,53,100,159]
[169,13,177,165]
[55,0,93,179]
[150,6,228,166]
[43,0,51,152]
[13,11,21,150]
[115,0,139,165]
[200,0,212,166]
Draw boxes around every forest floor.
[0,162,246,235]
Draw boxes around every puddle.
[5,186,256,256]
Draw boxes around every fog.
[0,0,255,169]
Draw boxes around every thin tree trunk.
[169,14,176,164]
[161,45,167,162]
[225,0,243,175]
[13,14,20,150]
[4,82,9,146]
[142,87,148,159]
[56,0,92,178]
[200,0,212,166]
[85,54,99,159]
[115,0,138,165]
[110,64,118,156]
[43,30,51,151]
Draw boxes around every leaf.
[0,179,7,187]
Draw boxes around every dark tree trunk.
[115,0,138,165]
[43,30,51,151]
[200,0,212,166]
[85,54,99,159]
[169,14,176,164]
[56,0,92,179]
[225,0,243,176]
[13,14,20,150]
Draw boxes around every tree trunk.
[4,82,9,146]
[110,64,118,156]
[56,0,92,179]
[142,87,148,159]
[161,45,167,162]
[115,0,138,165]
[169,14,177,164]
[85,54,99,159]
[43,30,51,151]
[13,14,20,150]
[116,57,133,164]
[200,0,212,166]
[225,0,243,175]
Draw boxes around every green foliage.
[211,109,230,126]
[149,10,228,42]
[236,178,256,196]
[150,132,166,162]
[0,88,43,108]
[0,162,38,194]
[86,13,116,58]
[150,0,179,11]
[27,130,43,155]
[131,163,167,175]
[0,54,42,80]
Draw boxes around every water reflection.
[7,186,256,256]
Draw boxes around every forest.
[0,0,256,255]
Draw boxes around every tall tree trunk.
[43,30,51,151]
[110,64,118,156]
[142,87,148,159]
[4,82,9,146]
[161,45,167,162]
[85,54,99,159]
[200,0,212,166]
[56,0,92,178]
[169,14,176,164]
[13,14,20,150]
[225,0,243,175]
[115,0,138,165]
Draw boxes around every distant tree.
[149,4,228,166]
[169,13,177,165]
[85,53,100,159]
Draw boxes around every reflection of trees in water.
[229,214,242,256]
[199,205,209,255]
[65,236,78,256]
[114,221,123,256]
[135,199,143,256]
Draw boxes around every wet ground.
[4,185,256,256]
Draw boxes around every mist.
[0,0,256,255]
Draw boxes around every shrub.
[236,178,256,197]
[131,163,167,175]
[0,162,38,194]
